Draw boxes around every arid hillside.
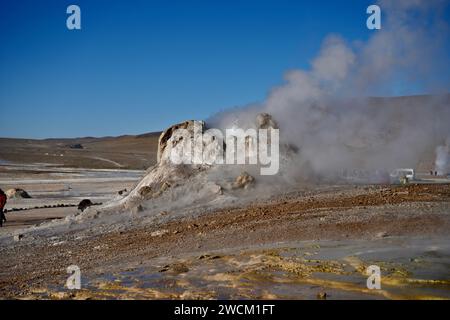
[0,132,160,170]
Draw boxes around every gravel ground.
[0,183,449,299]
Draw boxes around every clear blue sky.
[0,0,445,138]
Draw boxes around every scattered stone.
[13,234,24,242]
[118,188,127,195]
[159,265,170,272]
[171,263,189,274]
[233,172,255,189]
[198,254,221,260]
[77,199,93,212]
[159,263,189,274]
[375,232,389,238]
[151,229,169,237]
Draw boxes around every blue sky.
[0,0,446,138]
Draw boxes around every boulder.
[5,188,31,199]
[13,234,24,242]
[77,199,93,212]
[233,172,255,189]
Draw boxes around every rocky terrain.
[0,183,449,299]
[0,108,449,300]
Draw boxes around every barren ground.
[1,182,449,299]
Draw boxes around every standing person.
[0,188,7,227]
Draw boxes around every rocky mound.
[77,114,292,219]
[82,113,289,218]
[100,120,218,211]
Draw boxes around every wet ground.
[26,237,450,300]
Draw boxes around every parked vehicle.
[390,168,415,184]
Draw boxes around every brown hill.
[0,132,160,170]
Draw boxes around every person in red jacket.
[0,188,7,227]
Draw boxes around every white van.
[389,168,415,183]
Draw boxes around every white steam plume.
[435,142,449,176]
[209,0,450,181]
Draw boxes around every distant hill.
[0,131,161,170]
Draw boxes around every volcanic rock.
[233,172,255,189]
[78,199,93,212]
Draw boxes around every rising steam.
[209,0,450,180]
[435,143,449,176]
